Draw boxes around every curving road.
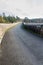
[0,23,43,65]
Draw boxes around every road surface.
[0,23,43,65]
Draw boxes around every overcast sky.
[0,0,43,18]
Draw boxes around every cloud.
[15,8,22,12]
[0,0,43,18]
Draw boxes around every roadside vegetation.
[23,17,43,23]
[23,17,43,37]
[0,13,21,23]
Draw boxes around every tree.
[23,17,30,23]
[3,13,8,23]
[7,16,16,23]
[16,16,20,21]
[0,16,3,23]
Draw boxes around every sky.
[0,0,43,18]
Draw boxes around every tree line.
[0,13,21,23]
[23,17,43,23]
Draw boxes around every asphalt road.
[0,23,43,65]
